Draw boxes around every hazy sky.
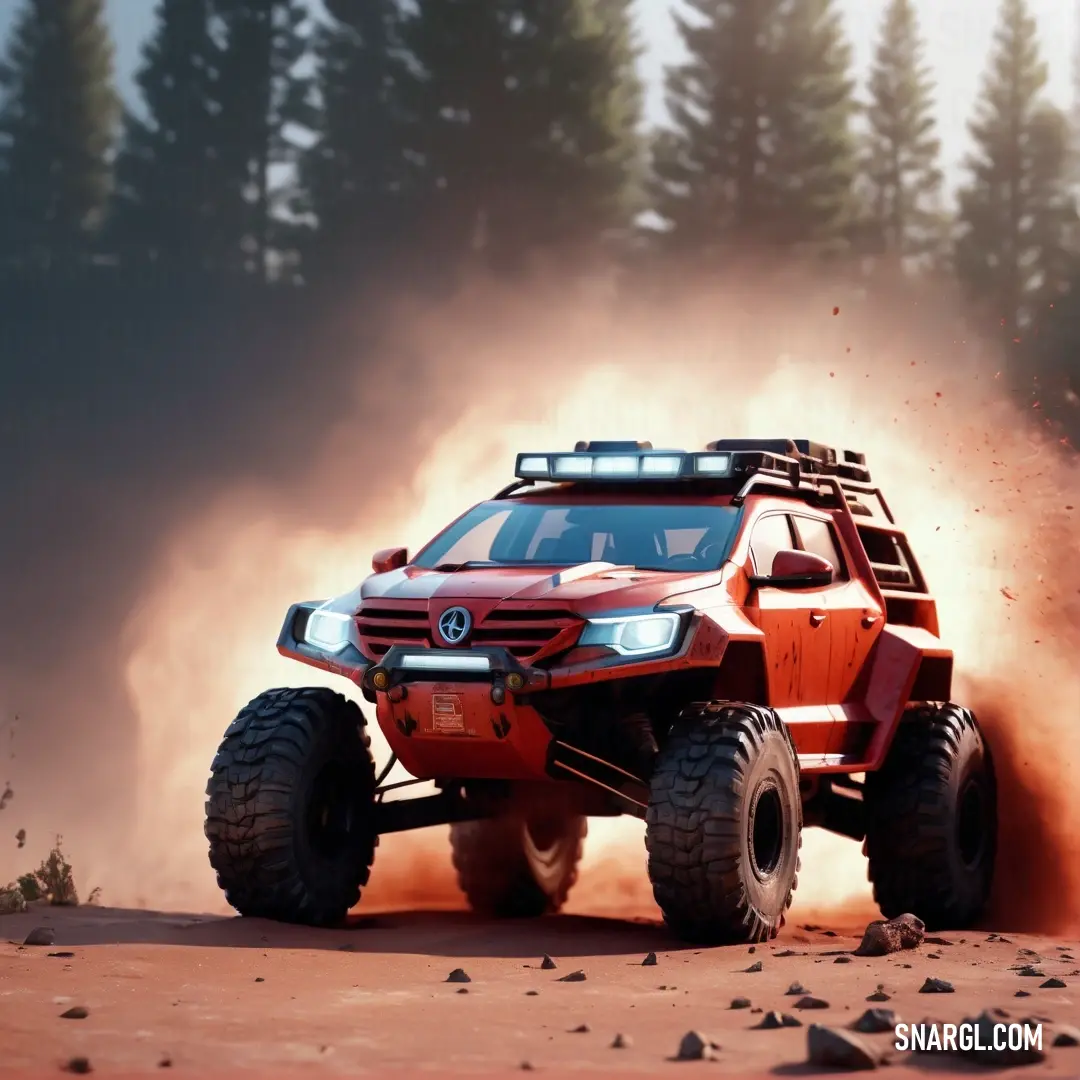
[0,0,1076,188]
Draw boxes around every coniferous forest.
[3,0,1080,452]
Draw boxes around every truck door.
[747,512,830,712]
[790,513,883,707]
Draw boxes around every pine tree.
[399,0,644,273]
[297,0,417,282]
[859,0,944,265]
[652,0,857,259]
[109,0,226,276]
[212,0,312,280]
[0,0,119,273]
[954,0,1076,332]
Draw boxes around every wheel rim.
[957,776,987,868]
[306,761,363,860]
[748,778,785,881]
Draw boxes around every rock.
[60,1007,89,1020]
[835,956,853,963]
[730,997,752,1010]
[918,977,953,994]
[1014,990,1030,997]
[852,1009,897,1034]
[924,936,954,946]
[23,926,55,946]
[795,996,830,1010]
[611,1033,631,1049]
[64,1058,92,1075]
[1039,977,1066,988]
[1052,1025,1080,1047]
[456,988,468,994]
[642,952,657,966]
[446,968,471,983]
[866,991,890,1002]
[807,1025,878,1070]
[48,951,75,958]
[540,954,557,970]
[854,914,925,957]
[570,1023,589,1033]
[558,969,586,982]
[0,883,26,915]
[158,1055,172,1068]
[786,981,810,995]
[254,977,264,983]
[676,1031,716,1060]
[1015,965,1046,977]
[756,1011,802,1029]
[519,1061,534,1071]
[744,960,763,973]
[775,949,805,957]
[1017,948,1041,957]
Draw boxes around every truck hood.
[360,561,717,611]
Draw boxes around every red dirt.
[2,903,1079,1079]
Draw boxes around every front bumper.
[361,646,556,780]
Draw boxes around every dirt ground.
[1,902,1078,1080]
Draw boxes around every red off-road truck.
[205,439,997,944]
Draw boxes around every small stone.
[519,1061,534,1071]
[854,914,924,957]
[834,956,852,964]
[756,1010,802,1029]
[540,954,557,970]
[456,987,469,994]
[775,949,804,957]
[48,951,75,958]
[1014,990,1030,997]
[446,968,471,983]
[730,997,752,1010]
[786,981,810,995]
[157,1055,172,1068]
[927,953,941,960]
[795,996,830,1010]
[744,960,763,973]
[611,1033,631,1049]
[642,951,657,966]
[1015,965,1045,977]
[918,977,953,994]
[1017,948,1040,958]
[64,1058,92,1075]
[23,926,55,946]
[60,1007,89,1020]
[525,990,539,996]
[924,936,954,946]
[1052,1025,1080,1047]
[748,945,756,953]
[570,1023,590,1033]
[676,1031,715,1060]
[1039,977,1066,988]
[852,1009,897,1034]
[807,1024,878,1070]
[254,977,264,983]
[558,969,586,982]
[866,991,890,1002]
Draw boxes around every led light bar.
[514,450,732,482]
[399,652,492,672]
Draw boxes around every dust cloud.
[38,269,1080,932]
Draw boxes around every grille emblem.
[437,606,472,645]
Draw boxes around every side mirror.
[750,548,834,589]
[372,546,408,574]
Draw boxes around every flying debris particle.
[829,372,835,378]
[15,827,25,848]
[1000,587,1018,601]
[832,306,840,315]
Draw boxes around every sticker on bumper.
[432,693,466,734]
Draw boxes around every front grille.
[472,607,581,661]
[355,602,581,663]
[356,604,430,657]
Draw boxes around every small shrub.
[33,835,79,906]
[0,882,26,914]
[17,872,40,901]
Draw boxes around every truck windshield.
[413,501,743,573]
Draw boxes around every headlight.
[578,612,682,657]
[304,610,353,653]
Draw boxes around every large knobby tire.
[646,701,802,945]
[451,813,586,917]
[204,687,378,926]
[863,702,997,929]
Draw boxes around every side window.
[749,514,795,576]
[793,516,848,580]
